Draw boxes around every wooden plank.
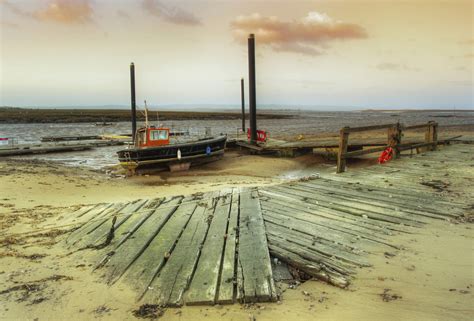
[101,197,183,284]
[236,189,276,303]
[343,123,396,133]
[269,185,421,226]
[298,181,453,220]
[264,222,371,267]
[283,184,433,224]
[65,203,122,246]
[260,200,392,244]
[343,145,388,158]
[185,192,232,305]
[91,198,165,249]
[56,204,97,225]
[266,233,353,276]
[123,197,197,296]
[268,243,349,288]
[73,199,148,249]
[217,189,240,304]
[140,196,217,307]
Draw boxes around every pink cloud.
[142,0,201,26]
[34,0,93,24]
[230,12,367,56]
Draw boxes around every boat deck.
[59,143,472,307]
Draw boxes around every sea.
[0,110,472,170]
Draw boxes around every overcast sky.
[0,0,472,109]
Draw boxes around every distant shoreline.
[0,107,293,124]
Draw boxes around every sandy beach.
[1,139,472,321]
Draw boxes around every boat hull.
[117,135,227,173]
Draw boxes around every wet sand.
[0,143,473,320]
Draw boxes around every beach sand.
[0,144,473,321]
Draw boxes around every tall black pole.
[248,34,257,144]
[130,62,137,143]
[241,78,245,132]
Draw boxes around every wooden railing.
[336,121,438,173]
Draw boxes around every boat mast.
[143,100,149,128]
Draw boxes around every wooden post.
[431,122,438,151]
[337,127,350,173]
[394,122,402,158]
[424,122,433,152]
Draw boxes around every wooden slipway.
[62,144,472,307]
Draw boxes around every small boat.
[95,122,115,127]
[117,104,226,174]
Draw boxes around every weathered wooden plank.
[101,197,183,284]
[185,192,233,305]
[73,199,148,249]
[316,176,462,208]
[217,189,240,304]
[65,203,122,246]
[268,243,349,288]
[91,198,165,250]
[236,189,276,303]
[266,233,354,276]
[260,192,400,234]
[264,223,370,267]
[259,189,401,233]
[267,185,421,226]
[298,181,458,219]
[123,197,197,296]
[261,209,395,251]
[141,196,217,307]
[261,200,392,245]
[283,184,434,224]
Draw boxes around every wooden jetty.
[0,140,126,157]
[230,122,462,160]
[58,143,472,307]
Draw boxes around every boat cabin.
[135,126,170,148]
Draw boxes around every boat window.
[150,130,168,140]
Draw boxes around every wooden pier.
[0,140,126,157]
[58,143,472,307]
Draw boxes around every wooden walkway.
[61,143,472,307]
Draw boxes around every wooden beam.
[337,128,349,173]
[342,123,396,133]
[343,145,388,158]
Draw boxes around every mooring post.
[431,121,438,151]
[130,62,137,143]
[241,78,246,133]
[424,121,433,152]
[337,127,350,173]
[248,34,257,144]
[395,122,402,158]
[388,123,402,158]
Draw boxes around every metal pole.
[241,78,245,132]
[130,62,137,143]
[248,34,257,144]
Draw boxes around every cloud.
[376,63,420,72]
[1,1,32,18]
[142,0,201,26]
[1,20,20,29]
[458,39,474,45]
[230,12,367,56]
[117,9,130,19]
[33,0,93,24]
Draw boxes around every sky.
[0,0,473,110]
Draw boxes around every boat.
[95,122,115,127]
[117,103,226,174]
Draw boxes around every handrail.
[336,121,438,173]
